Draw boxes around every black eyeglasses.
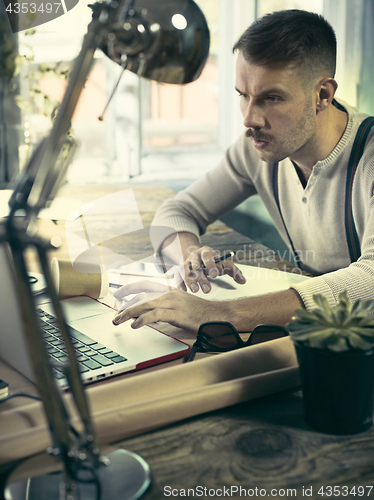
[185,321,289,362]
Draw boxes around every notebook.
[0,242,190,390]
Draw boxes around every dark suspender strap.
[345,116,374,262]
[272,116,374,265]
[272,162,299,264]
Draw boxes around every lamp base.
[5,449,151,500]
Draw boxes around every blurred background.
[1,0,373,256]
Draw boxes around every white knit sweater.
[152,100,374,310]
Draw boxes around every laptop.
[0,242,190,390]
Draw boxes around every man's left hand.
[112,280,228,334]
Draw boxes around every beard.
[246,101,317,164]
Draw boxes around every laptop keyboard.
[37,308,127,382]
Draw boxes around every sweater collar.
[314,98,361,170]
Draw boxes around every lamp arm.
[26,24,100,223]
[6,231,76,476]
[13,0,136,226]
[4,0,137,490]
[36,244,101,463]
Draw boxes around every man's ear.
[316,77,338,112]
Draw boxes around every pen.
[109,283,122,289]
[200,251,236,270]
[110,251,237,285]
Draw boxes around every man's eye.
[266,96,280,102]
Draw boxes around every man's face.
[235,51,317,164]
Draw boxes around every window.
[141,0,220,155]
[17,0,371,183]
[257,0,323,17]
[18,0,222,181]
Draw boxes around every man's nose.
[242,103,266,129]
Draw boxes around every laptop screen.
[0,242,36,382]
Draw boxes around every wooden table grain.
[2,183,372,499]
[117,391,374,499]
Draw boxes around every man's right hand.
[162,232,246,294]
[178,244,246,293]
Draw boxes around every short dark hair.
[233,10,337,79]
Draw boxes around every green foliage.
[15,61,69,119]
[288,291,374,352]
[0,23,69,119]
[0,21,31,85]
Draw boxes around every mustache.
[245,129,272,142]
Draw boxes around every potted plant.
[287,291,374,435]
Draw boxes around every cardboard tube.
[51,258,109,299]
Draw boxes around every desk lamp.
[2,1,209,499]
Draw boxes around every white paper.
[193,263,310,301]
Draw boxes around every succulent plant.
[287,291,374,352]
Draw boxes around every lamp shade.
[96,0,210,84]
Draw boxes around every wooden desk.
[118,392,374,499]
[31,184,298,273]
[2,184,373,499]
